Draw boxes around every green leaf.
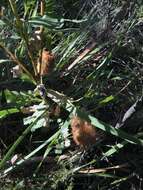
[24,109,45,125]
[0,19,6,25]
[2,127,60,176]
[99,95,115,105]
[0,59,11,64]
[89,115,143,146]
[29,16,87,29]
[29,16,64,29]
[31,118,46,132]
[0,109,46,170]
[76,109,143,146]
[0,108,19,119]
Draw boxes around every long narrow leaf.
[0,110,46,170]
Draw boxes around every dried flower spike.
[71,116,96,149]
[37,49,55,76]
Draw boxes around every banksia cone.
[37,49,55,76]
[71,116,96,149]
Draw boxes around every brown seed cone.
[37,49,55,76]
[71,116,96,149]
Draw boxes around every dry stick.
[78,163,128,174]
[40,0,45,19]
[67,41,96,71]
[11,156,57,165]
[39,0,45,84]
[8,0,38,76]
[4,158,127,174]
[27,45,38,76]
[115,81,132,96]
[0,43,36,84]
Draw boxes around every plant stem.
[8,0,38,76]
[0,43,37,84]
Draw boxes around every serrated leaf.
[23,110,45,125]
[31,118,46,132]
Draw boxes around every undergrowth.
[0,0,143,189]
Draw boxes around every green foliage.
[0,0,143,189]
